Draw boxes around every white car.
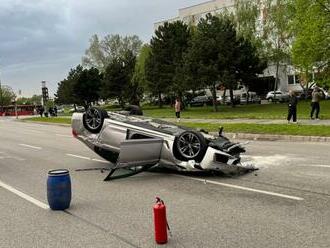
[69,106,85,113]
[71,107,256,180]
[266,91,289,102]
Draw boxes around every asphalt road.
[1,118,330,248]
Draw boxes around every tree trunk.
[229,88,235,107]
[273,61,280,103]
[246,91,250,105]
[158,91,162,108]
[130,83,140,106]
[119,96,125,109]
[212,83,218,112]
[222,88,226,105]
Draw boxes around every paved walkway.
[163,118,330,125]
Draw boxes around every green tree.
[235,37,267,103]
[55,65,83,105]
[73,67,102,108]
[291,0,330,94]
[262,0,294,93]
[234,0,294,95]
[82,34,142,71]
[185,14,240,111]
[0,85,16,108]
[56,65,101,108]
[16,95,42,105]
[145,21,191,107]
[233,0,263,49]
[31,95,42,105]
[131,44,151,105]
[102,50,136,107]
[16,97,32,105]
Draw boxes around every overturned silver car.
[71,107,255,180]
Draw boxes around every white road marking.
[66,153,91,160]
[299,164,330,169]
[19,144,42,150]
[0,180,49,209]
[0,156,25,161]
[66,153,109,164]
[56,134,72,138]
[179,176,304,201]
[0,151,25,161]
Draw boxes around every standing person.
[40,106,44,117]
[310,86,322,120]
[54,106,58,117]
[174,97,181,122]
[287,90,298,123]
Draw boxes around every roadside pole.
[15,101,18,119]
[0,71,3,112]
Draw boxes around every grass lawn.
[24,117,71,124]
[182,122,330,137]
[55,100,329,119]
[143,100,330,119]
[24,117,330,137]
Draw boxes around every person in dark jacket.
[287,90,298,123]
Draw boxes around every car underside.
[71,107,256,179]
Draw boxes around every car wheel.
[174,131,207,162]
[83,107,109,133]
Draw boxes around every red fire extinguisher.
[153,197,170,244]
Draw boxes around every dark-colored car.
[189,95,213,107]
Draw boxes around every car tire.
[173,131,208,162]
[83,107,109,133]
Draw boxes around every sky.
[0,0,205,97]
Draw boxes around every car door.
[116,138,163,168]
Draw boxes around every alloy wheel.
[177,132,202,159]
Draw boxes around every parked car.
[71,107,256,180]
[56,107,64,113]
[189,95,213,106]
[224,95,241,105]
[69,106,85,113]
[266,91,289,102]
[240,93,261,104]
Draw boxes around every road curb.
[210,132,330,142]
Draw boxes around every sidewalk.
[163,118,330,125]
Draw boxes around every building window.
[288,75,294,84]
[288,75,300,85]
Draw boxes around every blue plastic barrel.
[47,169,71,210]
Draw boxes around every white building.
[154,0,300,94]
